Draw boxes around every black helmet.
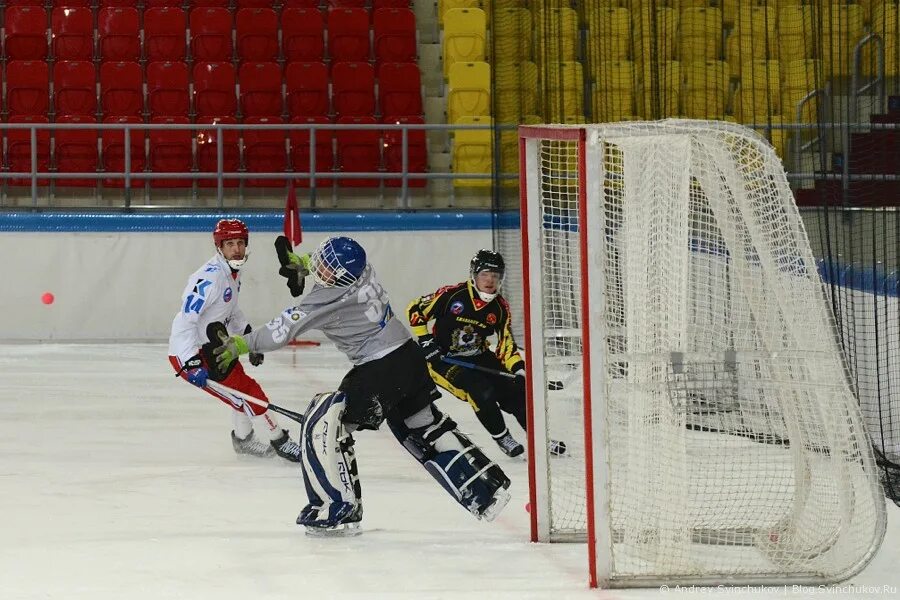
[470,249,505,280]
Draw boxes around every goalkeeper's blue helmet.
[312,236,367,287]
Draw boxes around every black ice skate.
[550,440,568,457]
[231,431,275,458]
[271,430,302,462]
[494,431,525,458]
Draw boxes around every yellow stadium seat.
[492,8,532,62]
[777,5,815,64]
[453,115,492,188]
[586,7,631,66]
[632,6,678,62]
[542,61,585,122]
[750,115,787,159]
[679,7,723,63]
[592,60,635,122]
[781,59,822,124]
[448,61,491,123]
[865,3,899,76]
[821,3,864,76]
[498,117,540,186]
[734,5,776,58]
[443,9,487,78]
[492,0,529,8]
[438,0,479,24]
[636,60,681,117]
[725,33,766,80]
[735,60,780,122]
[535,8,580,62]
[495,61,539,122]
[682,60,729,119]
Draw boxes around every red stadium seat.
[147,61,190,118]
[54,115,99,187]
[6,60,50,117]
[283,0,321,7]
[100,62,143,118]
[289,116,334,188]
[52,0,91,6]
[189,0,229,6]
[99,7,141,62]
[149,116,193,187]
[51,7,94,61]
[239,62,283,118]
[382,115,426,187]
[331,0,368,8]
[145,0,184,7]
[237,0,275,8]
[53,61,97,117]
[5,7,49,61]
[332,61,375,119]
[242,117,288,187]
[373,8,417,65]
[286,61,329,118]
[99,0,140,5]
[6,116,50,186]
[374,0,412,8]
[236,8,279,63]
[101,116,146,188]
[196,116,240,188]
[193,62,237,118]
[282,8,325,62]
[190,8,234,62]
[378,62,423,118]
[144,8,187,62]
[328,8,370,63]
[335,116,380,187]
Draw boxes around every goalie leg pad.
[390,406,511,521]
[298,391,363,530]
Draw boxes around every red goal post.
[517,121,886,589]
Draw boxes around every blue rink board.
[0,210,521,233]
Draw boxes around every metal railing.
[0,121,517,208]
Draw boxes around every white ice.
[0,343,897,600]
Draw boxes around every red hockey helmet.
[213,219,249,247]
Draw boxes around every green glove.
[213,332,250,371]
[275,236,311,297]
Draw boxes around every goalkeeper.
[208,236,512,536]
[407,249,566,458]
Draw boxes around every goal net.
[519,120,886,588]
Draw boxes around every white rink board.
[0,343,898,599]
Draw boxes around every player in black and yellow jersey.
[407,249,566,458]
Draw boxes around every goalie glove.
[275,235,310,297]
[244,324,264,366]
[417,334,443,368]
[204,322,250,373]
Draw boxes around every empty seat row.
[1,60,423,120]
[2,114,426,189]
[2,6,417,64]
[1,0,413,9]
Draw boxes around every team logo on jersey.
[450,301,464,315]
[223,287,233,302]
[486,313,497,325]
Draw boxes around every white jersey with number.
[245,264,410,365]
[168,253,250,363]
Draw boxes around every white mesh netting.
[521,120,886,586]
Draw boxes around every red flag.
[283,185,302,246]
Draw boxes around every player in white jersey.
[209,236,512,535]
[168,218,300,462]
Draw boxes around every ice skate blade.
[304,522,363,537]
[479,487,512,522]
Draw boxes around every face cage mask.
[218,244,250,271]
[311,245,360,288]
[471,270,502,303]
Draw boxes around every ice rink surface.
[1,343,897,600]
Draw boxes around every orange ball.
[525,502,531,513]
[41,292,55,305]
